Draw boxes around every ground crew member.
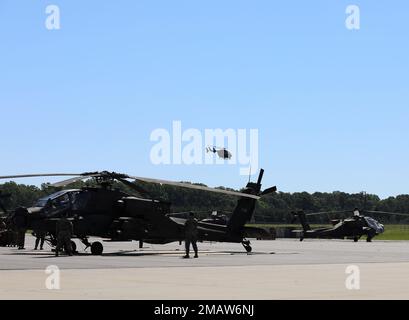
[4,215,15,247]
[183,212,199,258]
[33,221,46,250]
[55,213,73,257]
[13,207,28,250]
[0,219,7,246]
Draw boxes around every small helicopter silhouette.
[206,146,232,160]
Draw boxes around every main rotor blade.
[305,210,352,216]
[115,177,151,197]
[0,173,82,180]
[128,176,260,200]
[0,171,261,199]
[364,210,409,217]
[50,175,100,187]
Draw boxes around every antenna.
[362,191,367,211]
[248,165,252,183]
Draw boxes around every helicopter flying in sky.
[0,169,275,254]
[206,146,232,160]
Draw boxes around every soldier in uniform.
[0,219,7,246]
[183,212,199,259]
[4,215,16,247]
[13,207,28,250]
[55,213,73,257]
[33,221,46,250]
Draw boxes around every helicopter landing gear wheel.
[353,237,359,243]
[366,237,373,243]
[91,241,103,255]
[242,240,252,253]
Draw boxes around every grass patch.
[375,225,409,240]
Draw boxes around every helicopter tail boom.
[227,169,269,239]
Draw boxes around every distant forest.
[1,180,409,224]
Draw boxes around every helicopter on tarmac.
[0,169,276,254]
[292,207,409,242]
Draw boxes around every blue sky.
[0,1,408,198]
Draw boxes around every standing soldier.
[55,213,73,257]
[0,218,7,246]
[33,221,46,250]
[5,215,16,247]
[13,207,28,250]
[183,212,199,259]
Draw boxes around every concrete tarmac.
[1,236,409,299]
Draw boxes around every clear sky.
[0,1,408,198]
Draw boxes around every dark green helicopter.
[292,207,409,242]
[0,169,276,254]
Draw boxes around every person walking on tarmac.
[183,212,199,259]
[13,207,28,250]
[55,212,73,257]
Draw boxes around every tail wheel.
[91,241,103,255]
[353,237,359,242]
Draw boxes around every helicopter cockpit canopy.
[364,216,385,234]
[35,189,80,209]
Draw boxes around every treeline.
[1,181,409,224]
